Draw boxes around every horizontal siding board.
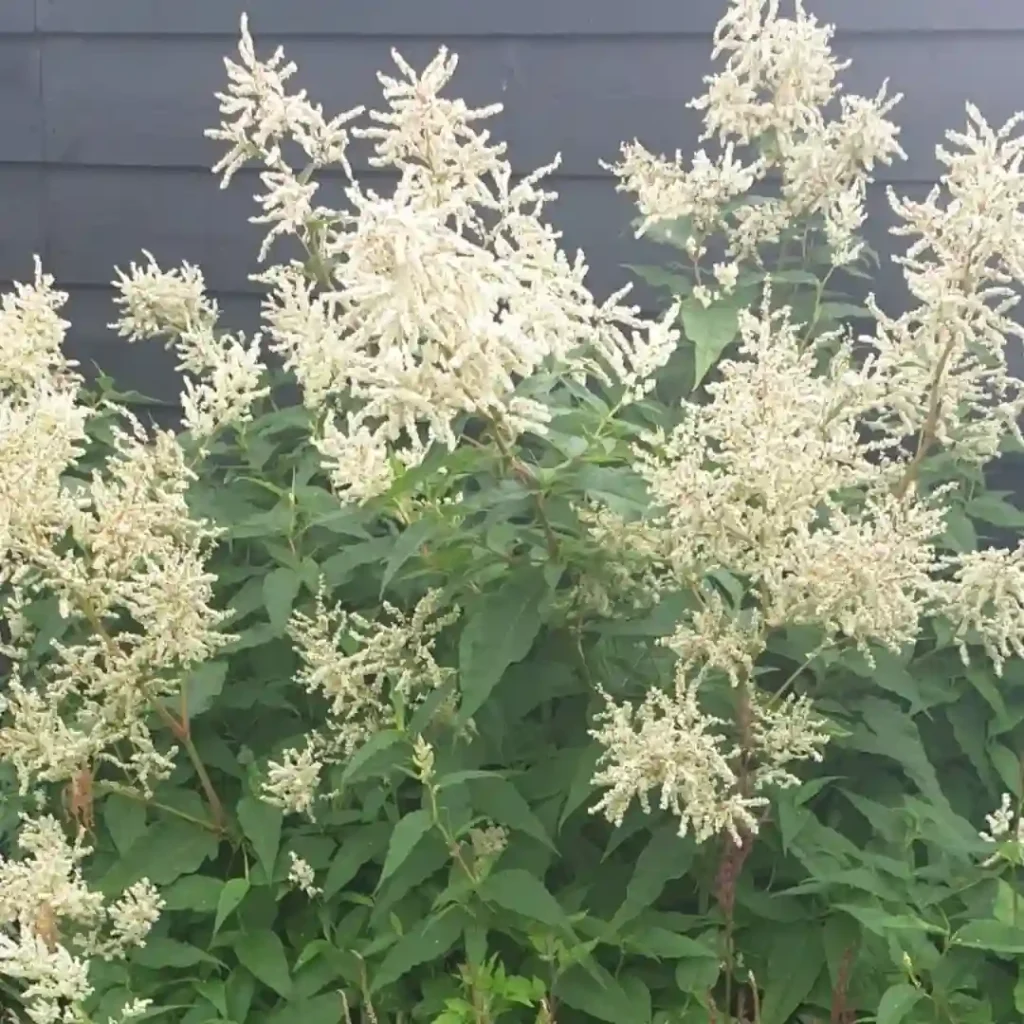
[0,1,34,33]
[0,40,43,162]
[42,36,513,169]
[43,34,1015,182]
[45,167,663,299]
[36,0,1024,36]
[44,163,925,313]
[0,167,45,280]
[46,166,267,293]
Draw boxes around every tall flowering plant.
[4,2,1024,1021]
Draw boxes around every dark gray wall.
[4,0,1024,399]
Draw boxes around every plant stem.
[894,332,956,500]
[769,641,831,707]
[154,702,227,833]
[95,781,220,833]
[487,418,560,560]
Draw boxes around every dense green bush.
[5,2,1024,1022]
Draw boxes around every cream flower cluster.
[111,252,267,440]
[197,21,679,502]
[610,0,904,270]
[0,417,230,794]
[0,816,161,1024]
[588,0,1024,842]
[0,264,87,582]
[0,255,231,804]
[865,107,1024,466]
[262,589,458,816]
[979,792,1024,866]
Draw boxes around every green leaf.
[181,660,228,720]
[379,809,433,887]
[942,506,977,553]
[988,742,1023,798]
[555,964,642,1024]
[380,518,436,596]
[477,869,571,931]
[193,980,227,1018]
[324,823,391,897]
[435,770,500,791]
[458,572,547,722]
[966,493,1024,528]
[340,729,405,785]
[103,793,147,855]
[468,777,555,852]
[321,537,393,586]
[679,296,740,386]
[225,967,256,1021]
[265,994,353,1024]
[558,745,602,829]
[237,794,283,879]
[836,904,941,937]
[101,817,218,893]
[816,301,872,322]
[215,878,251,935]
[161,874,223,912]
[624,927,715,960]
[625,264,693,295]
[132,937,221,969]
[263,567,301,634]
[612,825,695,929]
[234,931,292,998]
[951,920,1024,956]
[876,983,924,1024]
[370,909,466,993]
[849,698,954,815]
[759,924,823,1024]
[674,953,720,995]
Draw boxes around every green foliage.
[7,20,1024,1024]
[46,333,1024,1024]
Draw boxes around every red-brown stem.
[715,682,757,1018]
[154,702,227,833]
[894,333,956,500]
[830,945,856,1024]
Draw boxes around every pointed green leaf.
[370,910,466,993]
[679,296,740,386]
[132,937,222,969]
[237,795,282,879]
[161,874,223,912]
[555,964,642,1024]
[380,518,436,596]
[876,983,924,1024]
[477,869,571,931]
[469,777,555,851]
[324,822,391,897]
[340,729,405,785]
[263,567,301,634]
[234,931,292,998]
[214,878,250,936]
[952,920,1024,956]
[103,793,147,855]
[612,825,695,930]
[458,572,547,722]
[101,817,218,893]
[558,745,601,829]
[182,660,228,720]
[759,924,823,1024]
[379,810,432,887]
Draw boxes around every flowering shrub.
[5,1,1024,1021]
